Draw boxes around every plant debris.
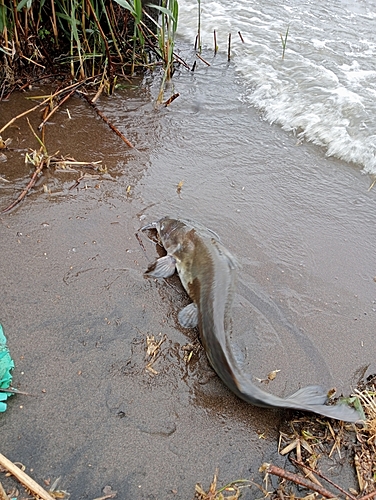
[195,377,376,500]
[145,333,166,375]
[194,471,250,500]
[262,376,376,499]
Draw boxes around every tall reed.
[0,0,174,95]
[147,0,179,102]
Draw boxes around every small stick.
[196,53,210,66]
[194,33,199,51]
[81,93,134,148]
[214,30,218,54]
[0,387,33,396]
[38,88,77,130]
[359,491,376,500]
[191,61,197,72]
[163,93,180,107]
[290,458,357,500]
[0,453,55,500]
[238,31,245,43]
[227,33,231,61]
[260,463,336,499]
[1,159,46,213]
[172,52,190,70]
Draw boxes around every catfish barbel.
[141,217,360,422]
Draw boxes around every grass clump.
[0,0,179,98]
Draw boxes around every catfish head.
[141,217,199,280]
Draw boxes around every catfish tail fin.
[283,385,361,422]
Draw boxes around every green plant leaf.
[113,0,136,16]
[147,3,176,24]
[134,0,142,24]
[17,0,33,11]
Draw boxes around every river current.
[177,0,376,174]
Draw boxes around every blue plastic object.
[0,324,14,412]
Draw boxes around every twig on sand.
[1,157,46,213]
[0,453,55,500]
[81,93,134,148]
[0,387,33,396]
[290,457,358,500]
[260,463,336,499]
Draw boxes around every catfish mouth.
[139,221,167,260]
[140,221,162,246]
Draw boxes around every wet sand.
[1,48,375,498]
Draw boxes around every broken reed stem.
[81,93,134,148]
[194,33,199,51]
[1,158,46,213]
[195,53,210,66]
[261,463,336,499]
[38,87,77,129]
[290,458,358,500]
[238,31,244,43]
[0,453,55,500]
[227,32,231,61]
[85,0,113,82]
[0,79,95,134]
[163,93,179,107]
[214,29,218,54]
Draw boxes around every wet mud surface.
[1,47,375,498]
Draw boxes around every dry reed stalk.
[0,453,55,500]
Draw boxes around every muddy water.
[0,47,375,499]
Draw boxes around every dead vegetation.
[0,82,128,213]
[194,375,376,500]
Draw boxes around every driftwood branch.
[0,453,55,500]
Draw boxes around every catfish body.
[142,217,360,422]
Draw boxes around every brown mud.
[0,47,375,499]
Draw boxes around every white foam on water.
[177,0,376,174]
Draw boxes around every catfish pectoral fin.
[178,303,199,328]
[145,255,176,278]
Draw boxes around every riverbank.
[0,46,375,498]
